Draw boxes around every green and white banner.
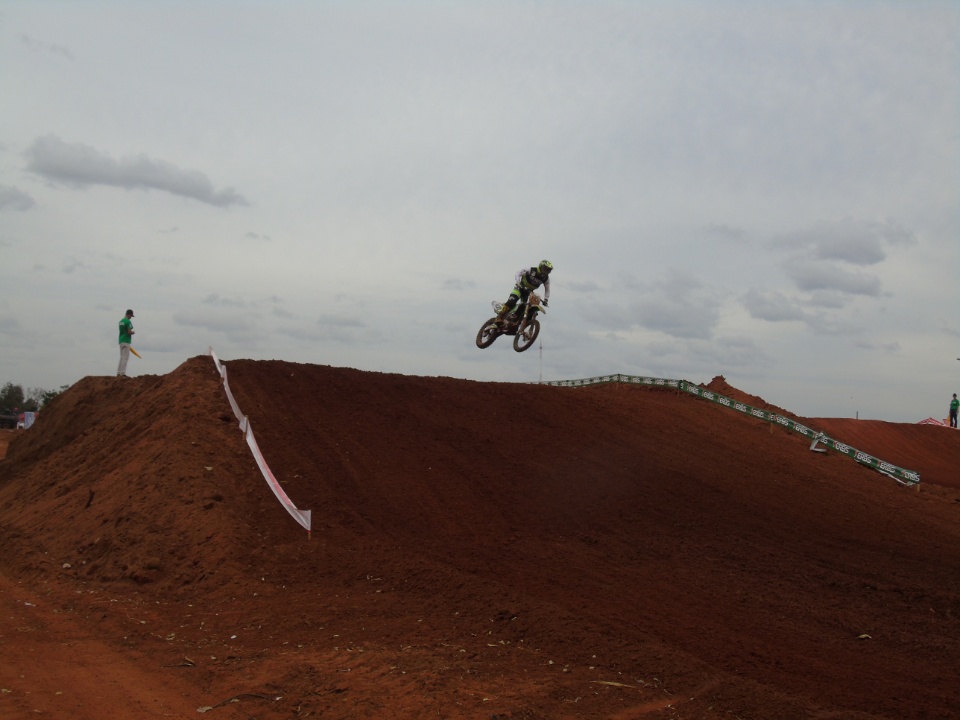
[543,374,920,486]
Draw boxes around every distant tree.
[1,382,69,412]
[0,382,25,412]
[24,387,46,412]
[38,385,70,408]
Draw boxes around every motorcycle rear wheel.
[513,319,540,352]
[476,318,500,348]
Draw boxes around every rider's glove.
[542,299,549,307]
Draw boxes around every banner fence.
[543,374,921,487]
[208,348,312,534]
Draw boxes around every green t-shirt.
[951,397,959,413]
[119,317,133,344]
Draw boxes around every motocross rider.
[494,260,552,326]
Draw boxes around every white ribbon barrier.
[543,373,921,487]
[208,348,312,534]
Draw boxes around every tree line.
[1,382,70,413]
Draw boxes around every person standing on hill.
[117,309,135,377]
[950,393,959,428]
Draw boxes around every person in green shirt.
[117,309,135,377]
[950,393,958,428]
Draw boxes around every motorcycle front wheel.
[512,319,540,352]
[476,318,500,348]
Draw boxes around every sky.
[1,0,957,423]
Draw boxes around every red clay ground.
[1,356,959,720]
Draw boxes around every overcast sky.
[2,1,957,422]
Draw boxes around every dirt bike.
[475,292,545,353]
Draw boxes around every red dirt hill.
[1,355,959,720]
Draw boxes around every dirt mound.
[704,374,795,418]
[1,356,959,719]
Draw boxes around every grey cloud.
[172,310,261,344]
[567,280,602,292]
[775,218,916,266]
[805,290,850,309]
[855,340,901,353]
[173,311,251,333]
[25,135,248,208]
[815,236,884,265]
[741,288,806,322]
[786,260,882,297]
[318,313,364,329]
[689,335,775,370]
[802,311,859,337]
[630,270,721,340]
[618,273,644,290]
[259,296,294,317]
[0,316,25,337]
[20,34,74,59]
[938,319,960,339]
[742,287,866,337]
[202,293,246,307]
[274,314,371,344]
[704,223,748,242]
[443,279,475,291]
[0,185,36,211]
[580,301,634,331]
[633,299,719,340]
[585,271,722,339]
[280,321,378,345]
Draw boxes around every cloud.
[317,313,364,329]
[804,290,850,310]
[580,301,633,332]
[62,258,86,274]
[704,223,748,242]
[802,311,860,337]
[272,313,372,345]
[689,335,775,370]
[442,278,475,291]
[172,310,262,345]
[567,280,602,293]
[20,34,74,59]
[581,271,722,340]
[854,340,901,353]
[761,218,914,315]
[938,319,960,339]
[202,293,246,307]
[630,269,721,340]
[24,135,248,207]
[741,288,806,322]
[786,260,882,297]
[0,316,25,337]
[775,218,916,267]
[741,286,870,336]
[0,185,35,211]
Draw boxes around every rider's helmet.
[538,259,553,276]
